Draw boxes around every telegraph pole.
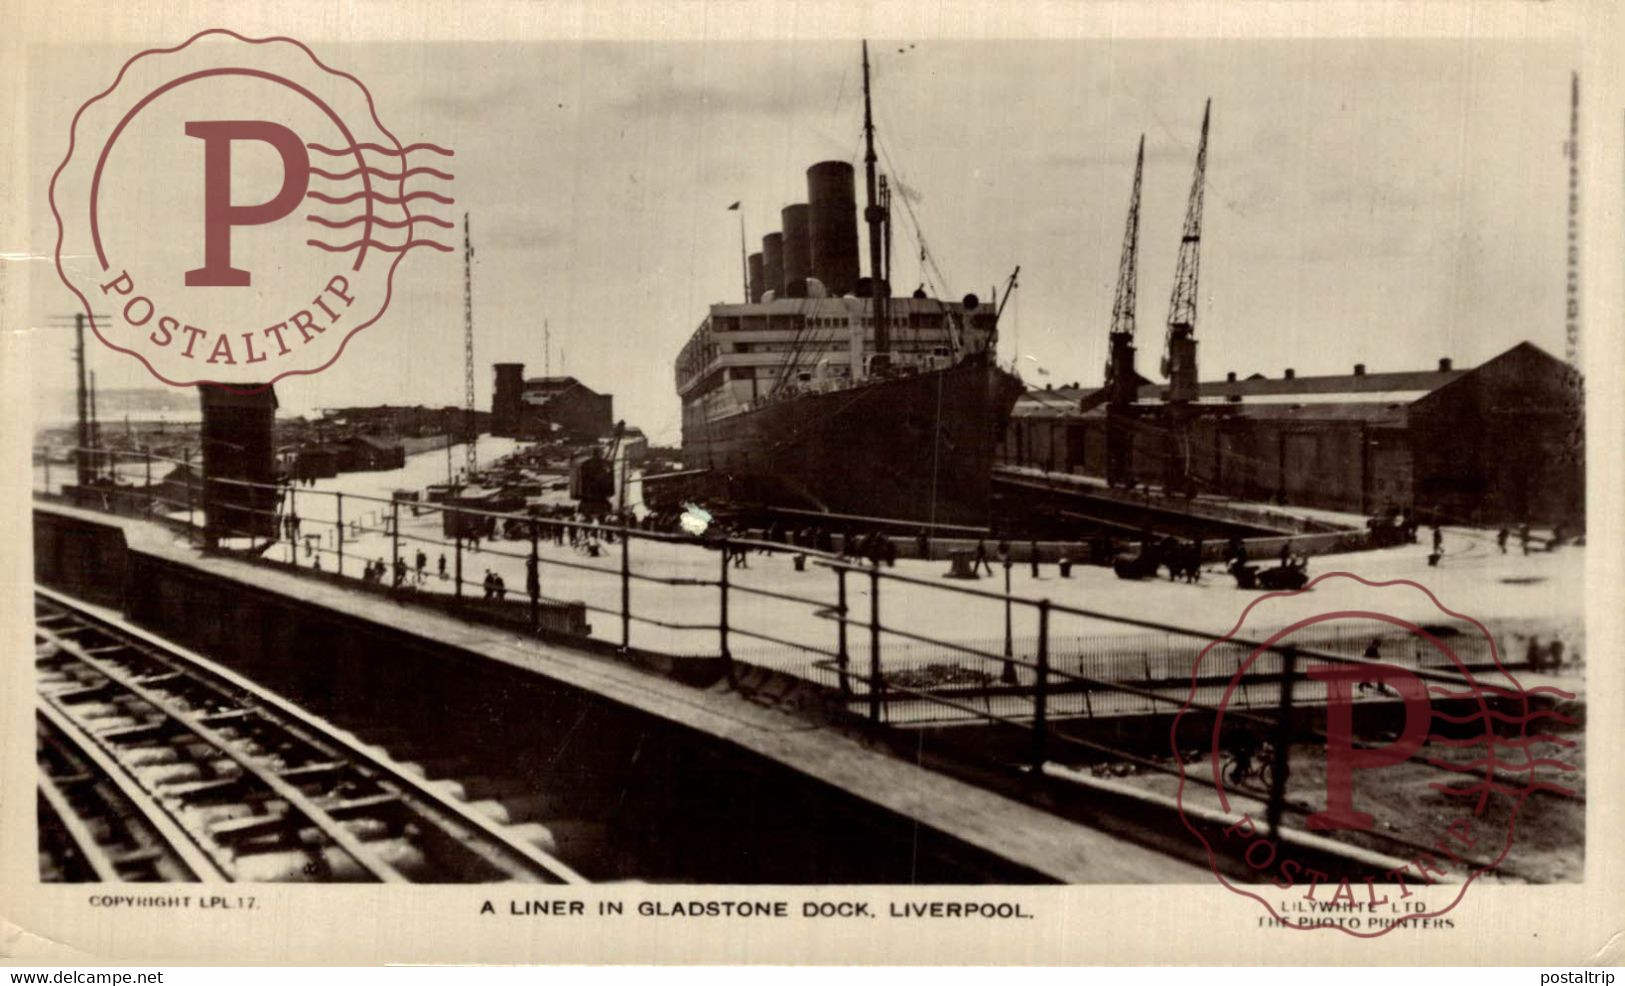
[462,213,478,477]
[47,313,107,488]
[75,314,91,485]
[1564,71,1581,372]
[89,371,101,480]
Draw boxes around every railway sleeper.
[166,774,253,803]
[97,720,176,744]
[50,682,117,703]
[325,792,403,820]
[107,846,166,871]
[197,708,256,727]
[211,810,300,846]
[82,644,135,657]
[276,760,348,783]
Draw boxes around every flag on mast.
[731,202,747,300]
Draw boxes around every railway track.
[34,587,584,884]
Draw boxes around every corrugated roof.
[1226,401,1411,424]
[1012,388,1094,418]
[1136,366,1465,403]
[1052,398,1411,425]
[521,375,583,390]
[1016,364,1467,420]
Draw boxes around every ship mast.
[862,40,890,366]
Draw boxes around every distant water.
[35,410,206,429]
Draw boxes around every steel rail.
[35,702,225,882]
[36,588,585,885]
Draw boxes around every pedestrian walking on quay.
[1497,527,1509,554]
[973,539,992,577]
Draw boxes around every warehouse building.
[1001,342,1583,525]
[491,365,615,441]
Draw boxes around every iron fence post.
[183,447,194,537]
[868,566,882,723]
[1267,646,1297,846]
[1001,559,1017,684]
[335,493,345,578]
[390,499,401,591]
[1032,599,1051,771]
[454,530,464,604]
[620,519,631,650]
[42,448,50,495]
[718,540,732,669]
[835,567,852,699]
[530,521,541,632]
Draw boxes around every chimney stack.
[1284,368,1296,380]
[1354,363,1366,376]
[780,204,811,298]
[1439,357,1453,372]
[762,233,784,298]
[807,161,860,297]
[747,252,765,303]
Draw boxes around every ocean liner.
[661,43,1023,529]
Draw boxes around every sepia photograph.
[3,3,1618,968]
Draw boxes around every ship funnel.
[807,161,859,297]
[762,232,784,298]
[780,204,811,298]
[748,252,765,303]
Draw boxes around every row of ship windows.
[710,315,933,332]
[725,366,850,379]
[729,342,850,354]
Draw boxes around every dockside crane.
[1162,99,1210,405]
[1104,136,1146,488]
[1161,101,1212,497]
[1107,135,1145,404]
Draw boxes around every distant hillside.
[45,387,199,419]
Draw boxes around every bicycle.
[1220,736,1285,789]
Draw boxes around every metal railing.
[32,443,1531,849]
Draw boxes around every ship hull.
[676,357,1023,527]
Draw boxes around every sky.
[25,38,1579,443]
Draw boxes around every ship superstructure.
[660,42,1022,528]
